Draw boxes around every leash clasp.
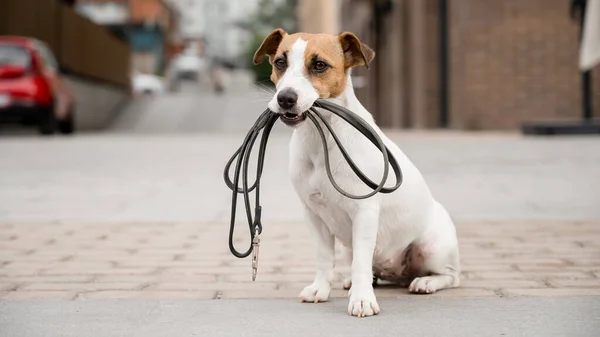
[251,224,260,281]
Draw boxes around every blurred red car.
[0,36,75,134]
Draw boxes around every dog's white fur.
[268,37,460,317]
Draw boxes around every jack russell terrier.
[253,29,460,317]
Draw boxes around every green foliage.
[250,0,298,34]
[245,34,274,86]
[241,0,298,85]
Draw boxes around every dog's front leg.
[348,203,380,317]
[299,206,334,303]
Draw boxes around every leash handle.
[224,111,277,260]
[310,100,403,198]
[223,101,403,266]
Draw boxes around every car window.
[0,44,31,69]
[34,41,59,70]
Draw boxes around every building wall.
[340,0,439,129]
[298,0,341,34]
[449,0,600,129]
[340,0,600,130]
[78,0,179,75]
[339,0,377,120]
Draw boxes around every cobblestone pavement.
[1,86,599,301]
[0,220,599,300]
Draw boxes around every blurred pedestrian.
[203,38,225,94]
[211,58,225,94]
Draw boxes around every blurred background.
[0,0,599,309]
[0,0,599,221]
[0,0,598,135]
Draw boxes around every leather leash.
[223,99,403,280]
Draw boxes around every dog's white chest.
[289,128,356,246]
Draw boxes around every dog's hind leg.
[408,203,461,294]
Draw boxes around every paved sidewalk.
[1,131,599,301]
[1,220,599,300]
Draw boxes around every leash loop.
[223,100,404,279]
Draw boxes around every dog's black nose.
[277,89,298,109]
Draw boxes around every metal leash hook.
[251,205,262,281]
[251,224,260,281]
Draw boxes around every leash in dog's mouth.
[280,112,306,126]
[223,99,403,281]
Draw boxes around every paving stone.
[41,267,157,276]
[19,283,145,291]
[460,279,546,289]
[218,289,301,299]
[77,290,216,300]
[0,283,17,292]
[0,275,93,283]
[504,288,600,296]
[152,282,278,291]
[0,219,598,299]
[0,291,76,300]
[547,279,600,288]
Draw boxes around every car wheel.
[38,107,56,135]
[58,110,75,135]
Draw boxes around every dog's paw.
[342,276,352,290]
[408,276,437,294]
[299,280,331,303]
[348,285,380,317]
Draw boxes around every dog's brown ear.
[253,28,287,65]
[339,32,375,69]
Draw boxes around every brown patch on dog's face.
[254,30,375,99]
[266,33,301,85]
[301,34,349,98]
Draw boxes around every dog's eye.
[313,61,329,72]
[274,58,286,69]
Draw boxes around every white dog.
[253,29,460,317]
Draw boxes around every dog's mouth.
[279,112,307,126]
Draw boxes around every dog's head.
[254,29,374,126]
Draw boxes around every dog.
[253,29,460,317]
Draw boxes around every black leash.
[223,99,403,280]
